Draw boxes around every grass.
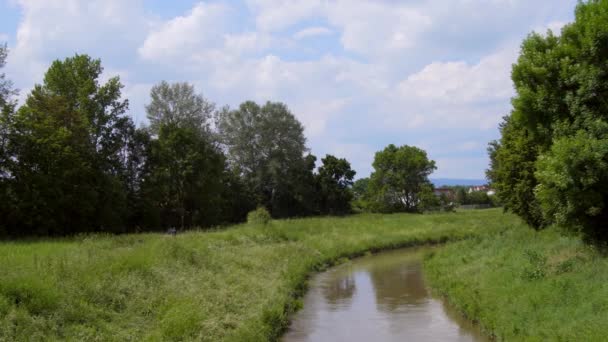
[0,209,514,341]
[424,217,608,341]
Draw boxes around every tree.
[489,0,608,240]
[217,101,311,217]
[146,81,215,135]
[143,82,247,230]
[536,121,608,242]
[0,44,17,108]
[351,178,371,212]
[143,123,226,230]
[0,45,17,236]
[4,55,135,235]
[487,116,543,228]
[316,154,356,215]
[367,144,436,213]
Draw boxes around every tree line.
[0,52,360,236]
[0,47,442,237]
[488,0,608,242]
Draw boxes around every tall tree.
[143,123,226,229]
[489,0,608,240]
[367,144,436,213]
[0,44,17,236]
[5,55,134,235]
[0,44,17,108]
[146,81,215,135]
[143,82,237,229]
[316,154,356,215]
[217,101,311,217]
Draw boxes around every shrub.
[247,207,271,225]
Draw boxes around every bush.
[535,123,608,242]
[247,207,271,225]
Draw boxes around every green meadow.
[0,210,509,341]
[2,209,606,341]
[425,219,608,341]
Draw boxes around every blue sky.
[0,0,578,179]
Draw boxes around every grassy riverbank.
[0,210,511,341]
[425,220,608,341]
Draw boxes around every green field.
[425,219,608,341]
[1,209,604,341]
[0,210,512,341]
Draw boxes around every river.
[282,247,487,342]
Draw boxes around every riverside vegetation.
[425,221,608,341]
[4,209,608,341]
[1,210,514,341]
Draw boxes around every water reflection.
[322,274,356,310]
[283,247,487,342]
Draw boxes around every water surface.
[283,247,487,342]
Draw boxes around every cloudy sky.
[0,0,578,179]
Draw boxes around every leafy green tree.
[367,144,436,213]
[487,116,543,227]
[351,178,371,212]
[143,123,225,229]
[418,184,441,212]
[0,45,17,236]
[536,121,608,241]
[316,154,356,215]
[489,0,608,239]
[5,55,134,235]
[217,101,311,217]
[0,44,17,108]
[352,178,370,199]
[146,81,215,135]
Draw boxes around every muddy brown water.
[282,247,487,342]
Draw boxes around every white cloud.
[246,0,323,32]
[534,21,568,35]
[0,33,8,42]
[326,1,432,57]
[398,47,516,105]
[293,27,332,40]
[6,0,149,99]
[139,2,228,62]
[224,31,273,55]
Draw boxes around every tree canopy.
[488,0,608,241]
[367,144,436,213]
[217,101,312,217]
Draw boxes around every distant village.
[432,184,497,208]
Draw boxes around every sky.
[0,0,578,179]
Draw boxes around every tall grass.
[0,210,514,341]
[424,220,608,341]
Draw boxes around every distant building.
[468,185,496,196]
[434,187,455,199]
[468,185,489,193]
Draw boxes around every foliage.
[488,117,543,228]
[488,0,608,241]
[0,44,17,108]
[2,55,134,235]
[143,123,226,230]
[535,121,608,241]
[217,101,313,218]
[247,207,272,225]
[367,144,436,213]
[145,81,215,135]
[418,184,441,212]
[315,154,356,215]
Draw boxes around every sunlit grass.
[425,221,607,341]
